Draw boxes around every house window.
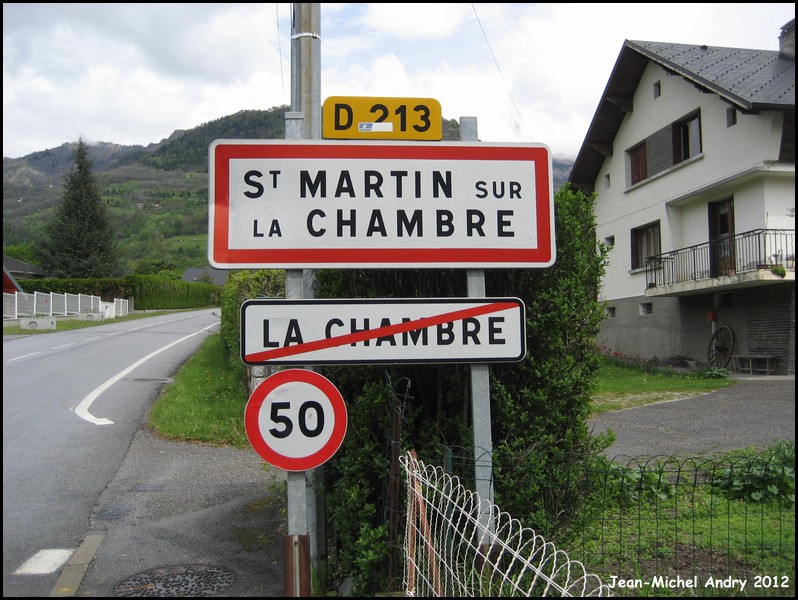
[629,142,647,185]
[639,302,653,315]
[628,110,703,185]
[604,235,615,249]
[726,108,737,127]
[606,306,616,318]
[653,81,661,98]
[631,221,661,270]
[604,173,611,188]
[674,112,702,163]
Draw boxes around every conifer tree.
[37,137,120,278]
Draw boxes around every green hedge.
[218,270,286,367]
[16,274,219,310]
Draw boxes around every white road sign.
[240,298,526,365]
[209,140,554,269]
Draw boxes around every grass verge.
[148,333,249,447]
[2,310,178,334]
[590,358,735,415]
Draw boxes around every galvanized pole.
[291,3,321,140]
[284,3,322,596]
[460,117,495,540]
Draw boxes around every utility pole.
[284,3,322,597]
[290,2,321,140]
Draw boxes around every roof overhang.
[569,44,648,195]
[3,265,24,294]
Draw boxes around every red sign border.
[209,140,554,269]
[240,297,527,366]
[244,369,348,471]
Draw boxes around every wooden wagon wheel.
[707,326,734,368]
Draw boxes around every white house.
[570,19,795,375]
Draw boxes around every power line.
[471,3,532,141]
[276,3,285,100]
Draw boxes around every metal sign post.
[461,116,496,540]
[285,4,321,596]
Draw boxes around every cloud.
[3,3,795,159]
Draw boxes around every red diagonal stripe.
[245,301,519,362]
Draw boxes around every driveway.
[588,375,795,459]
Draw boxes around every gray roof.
[183,267,228,286]
[3,255,40,277]
[627,40,794,110]
[570,23,795,194]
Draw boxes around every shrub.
[218,270,285,367]
[712,440,795,505]
[770,265,787,278]
[701,366,731,379]
[601,458,674,507]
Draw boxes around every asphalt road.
[2,310,222,598]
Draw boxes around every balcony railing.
[645,229,795,288]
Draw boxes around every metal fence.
[3,291,129,320]
[409,443,795,597]
[568,449,795,596]
[645,228,795,288]
[401,451,612,597]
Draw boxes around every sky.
[3,3,795,161]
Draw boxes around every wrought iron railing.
[645,228,795,288]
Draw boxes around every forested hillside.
[3,105,574,275]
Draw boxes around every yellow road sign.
[322,96,442,140]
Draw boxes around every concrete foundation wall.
[598,283,795,375]
[598,296,683,362]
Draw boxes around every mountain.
[2,106,574,274]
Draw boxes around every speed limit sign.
[244,369,348,471]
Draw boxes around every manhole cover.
[115,565,235,597]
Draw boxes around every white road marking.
[51,343,76,350]
[13,548,73,575]
[7,352,40,362]
[74,322,218,425]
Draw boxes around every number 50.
[269,401,325,439]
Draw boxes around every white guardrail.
[3,291,129,320]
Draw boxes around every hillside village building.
[570,19,795,375]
